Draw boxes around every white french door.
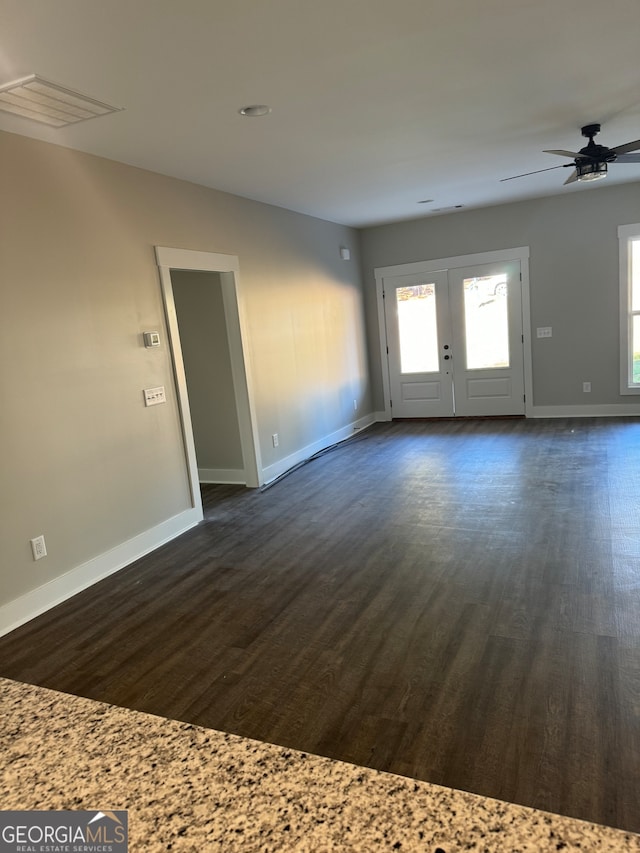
[383,260,525,418]
[385,271,454,417]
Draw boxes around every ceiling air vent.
[0,74,122,127]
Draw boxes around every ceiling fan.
[502,123,640,184]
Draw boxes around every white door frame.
[156,247,263,518]
[375,246,532,419]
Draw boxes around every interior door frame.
[375,246,532,420]
[156,247,263,517]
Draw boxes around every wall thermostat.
[143,331,161,348]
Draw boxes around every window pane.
[633,315,640,384]
[632,240,640,311]
[396,284,438,373]
[463,275,509,369]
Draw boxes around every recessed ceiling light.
[0,74,122,127]
[239,105,272,117]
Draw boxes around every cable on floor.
[259,421,394,492]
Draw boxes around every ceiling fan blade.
[543,149,583,158]
[501,164,570,182]
[612,138,640,155]
[616,153,640,163]
[564,170,578,185]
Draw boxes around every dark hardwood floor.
[1,418,639,833]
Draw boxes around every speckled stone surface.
[1,677,638,852]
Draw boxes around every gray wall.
[0,129,370,611]
[171,270,244,477]
[359,183,640,411]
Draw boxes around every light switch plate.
[144,386,166,406]
[536,327,552,338]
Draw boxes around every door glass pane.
[463,275,509,369]
[395,284,438,373]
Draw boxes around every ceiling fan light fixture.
[576,160,608,182]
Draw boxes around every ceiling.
[2,0,640,228]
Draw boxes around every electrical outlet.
[30,535,47,561]
[583,381,591,393]
[272,433,279,448]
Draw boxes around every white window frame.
[619,223,640,395]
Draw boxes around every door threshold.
[392,415,526,422]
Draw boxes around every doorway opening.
[155,247,262,521]
[171,270,245,484]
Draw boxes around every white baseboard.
[374,411,392,422]
[261,413,376,484]
[0,508,202,639]
[198,468,246,484]
[530,404,640,418]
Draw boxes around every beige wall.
[0,130,369,613]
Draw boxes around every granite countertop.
[1,677,638,852]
